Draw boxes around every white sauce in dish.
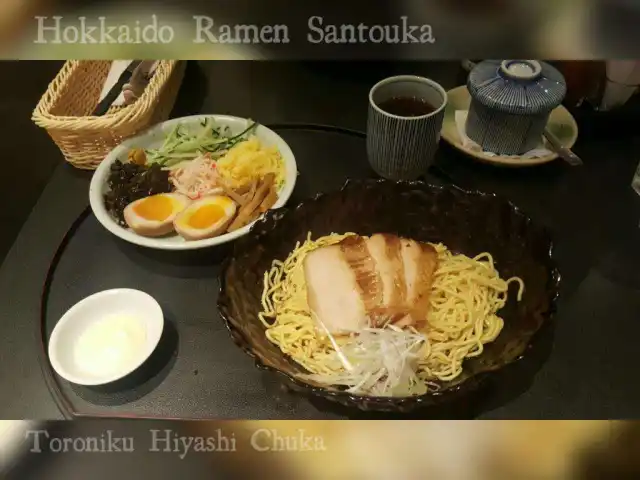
[74,315,147,377]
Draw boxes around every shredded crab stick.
[168,154,222,200]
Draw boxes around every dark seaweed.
[103,160,173,227]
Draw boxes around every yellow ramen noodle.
[259,233,525,392]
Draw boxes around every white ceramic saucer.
[441,86,579,167]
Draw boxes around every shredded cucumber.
[144,118,258,168]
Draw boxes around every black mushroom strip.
[103,160,172,227]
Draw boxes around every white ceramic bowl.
[89,115,298,251]
[48,289,164,386]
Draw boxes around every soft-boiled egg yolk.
[123,193,191,237]
[133,195,175,222]
[174,195,237,241]
[186,203,227,229]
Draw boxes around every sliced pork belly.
[303,241,368,334]
[303,234,439,335]
[338,236,382,312]
[365,234,406,322]
[400,239,439,326]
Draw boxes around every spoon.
[543,128,583,166]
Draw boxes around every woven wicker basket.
[32,60,186,170]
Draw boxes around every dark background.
[1,59,640,479]
[0,61,64,263]
[0,60,466,264]
[2,59,638,264]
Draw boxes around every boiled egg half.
[174,195,237,241]
[123,193,191,237]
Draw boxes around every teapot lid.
[467,60,567,115]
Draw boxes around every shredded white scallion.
[302,325,429,397]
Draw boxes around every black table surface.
[2,61,640,421]
[42,127,378,420]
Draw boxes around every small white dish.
[89,115,298,251]
[48,289,164,386]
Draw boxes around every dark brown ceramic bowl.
[218,179,560,412]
